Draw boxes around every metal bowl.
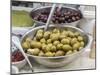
[21,25,90,68]
[30,6,83,27]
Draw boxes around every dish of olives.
[31,7,82,24]
[22,28,85,57]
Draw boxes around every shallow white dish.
[12,59,27,69]
[12,42,27,69]
[11,66,19,74]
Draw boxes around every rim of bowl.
[12,58,26,64]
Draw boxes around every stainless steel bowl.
[21,25,90,68]
[30,6,83,27]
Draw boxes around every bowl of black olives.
[21,25,90,68]
[30,6,83,26]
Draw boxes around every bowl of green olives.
[21,25,90,68]
[30,6,83,26]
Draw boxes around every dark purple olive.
[65,15,69,20]
[34,17,38,20]
[64,12,68,16]
[74,12,78,16]
[67,11,71,15]
[55,12,61,17]
[41,11,49,15]
[61,14,64,17]
[43,17,47,23]
[76,16,80,20]
[55,20,59,24]
[55,16,59,20]
[59,17,65,23]
[72,16,76,21]
[67,19,72,23]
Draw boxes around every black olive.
[55,16,59,20]
[60,17,65,23]
[43,17,47,23]
[41,11,49,15]
[76,16,80,20]
[74,12,78,16]
[64,12,68,16]
[65,15,69,20]
[72,16,76,21]
[61,14,64,17]
[55,20,59,24]
[67,11,71,14]
[67,19,72,23]
[34,17,38,20]
[56,12,61,17]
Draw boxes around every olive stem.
[57,4,63,12]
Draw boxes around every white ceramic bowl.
[11,66,19,74]
[12,58,27,69]
[12,43,27,69]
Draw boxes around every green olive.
[22,42,30,49]
[73,42,80,50]
[62,45,72,51]
[55,50,65,56]
[36,33,43,40]
[45,52,54,57]
[67,37,72,42]
[50,45,56,52]
[59,34,66,40]
[73,50,78,53]
[80,41,85,47]
[42,44,47,51]
[57,43,63,50]
[52,52,56,56]
[53,41,60,46]
[61,30,69,37]
[47,39,52,44]
[26,38,31,42]
[77,36,83,41]
[37,29,44,34]
[40,38,46,43]
[74,32,80,37]
[45,46,51,52]
[30,41,36,48]
[50,33,59,41]
[66,50,73,55]
[71,38,78,45]
[52,28,60,33]
[27,48,40,55]
[79,47,83,50]
[38,51,44,56]
[68,31,74,37]
[61,38,70,44]
[47,43,53,48]
[43,31,51,39]
[31,41,42,48]
[27,49,33,55]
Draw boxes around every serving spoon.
[12,36,34,72]
[44,4,57,31]
[57,4,63,12]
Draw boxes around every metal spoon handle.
[44,4,57,31]
[12,36,34,72]
[57,4,63,11]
